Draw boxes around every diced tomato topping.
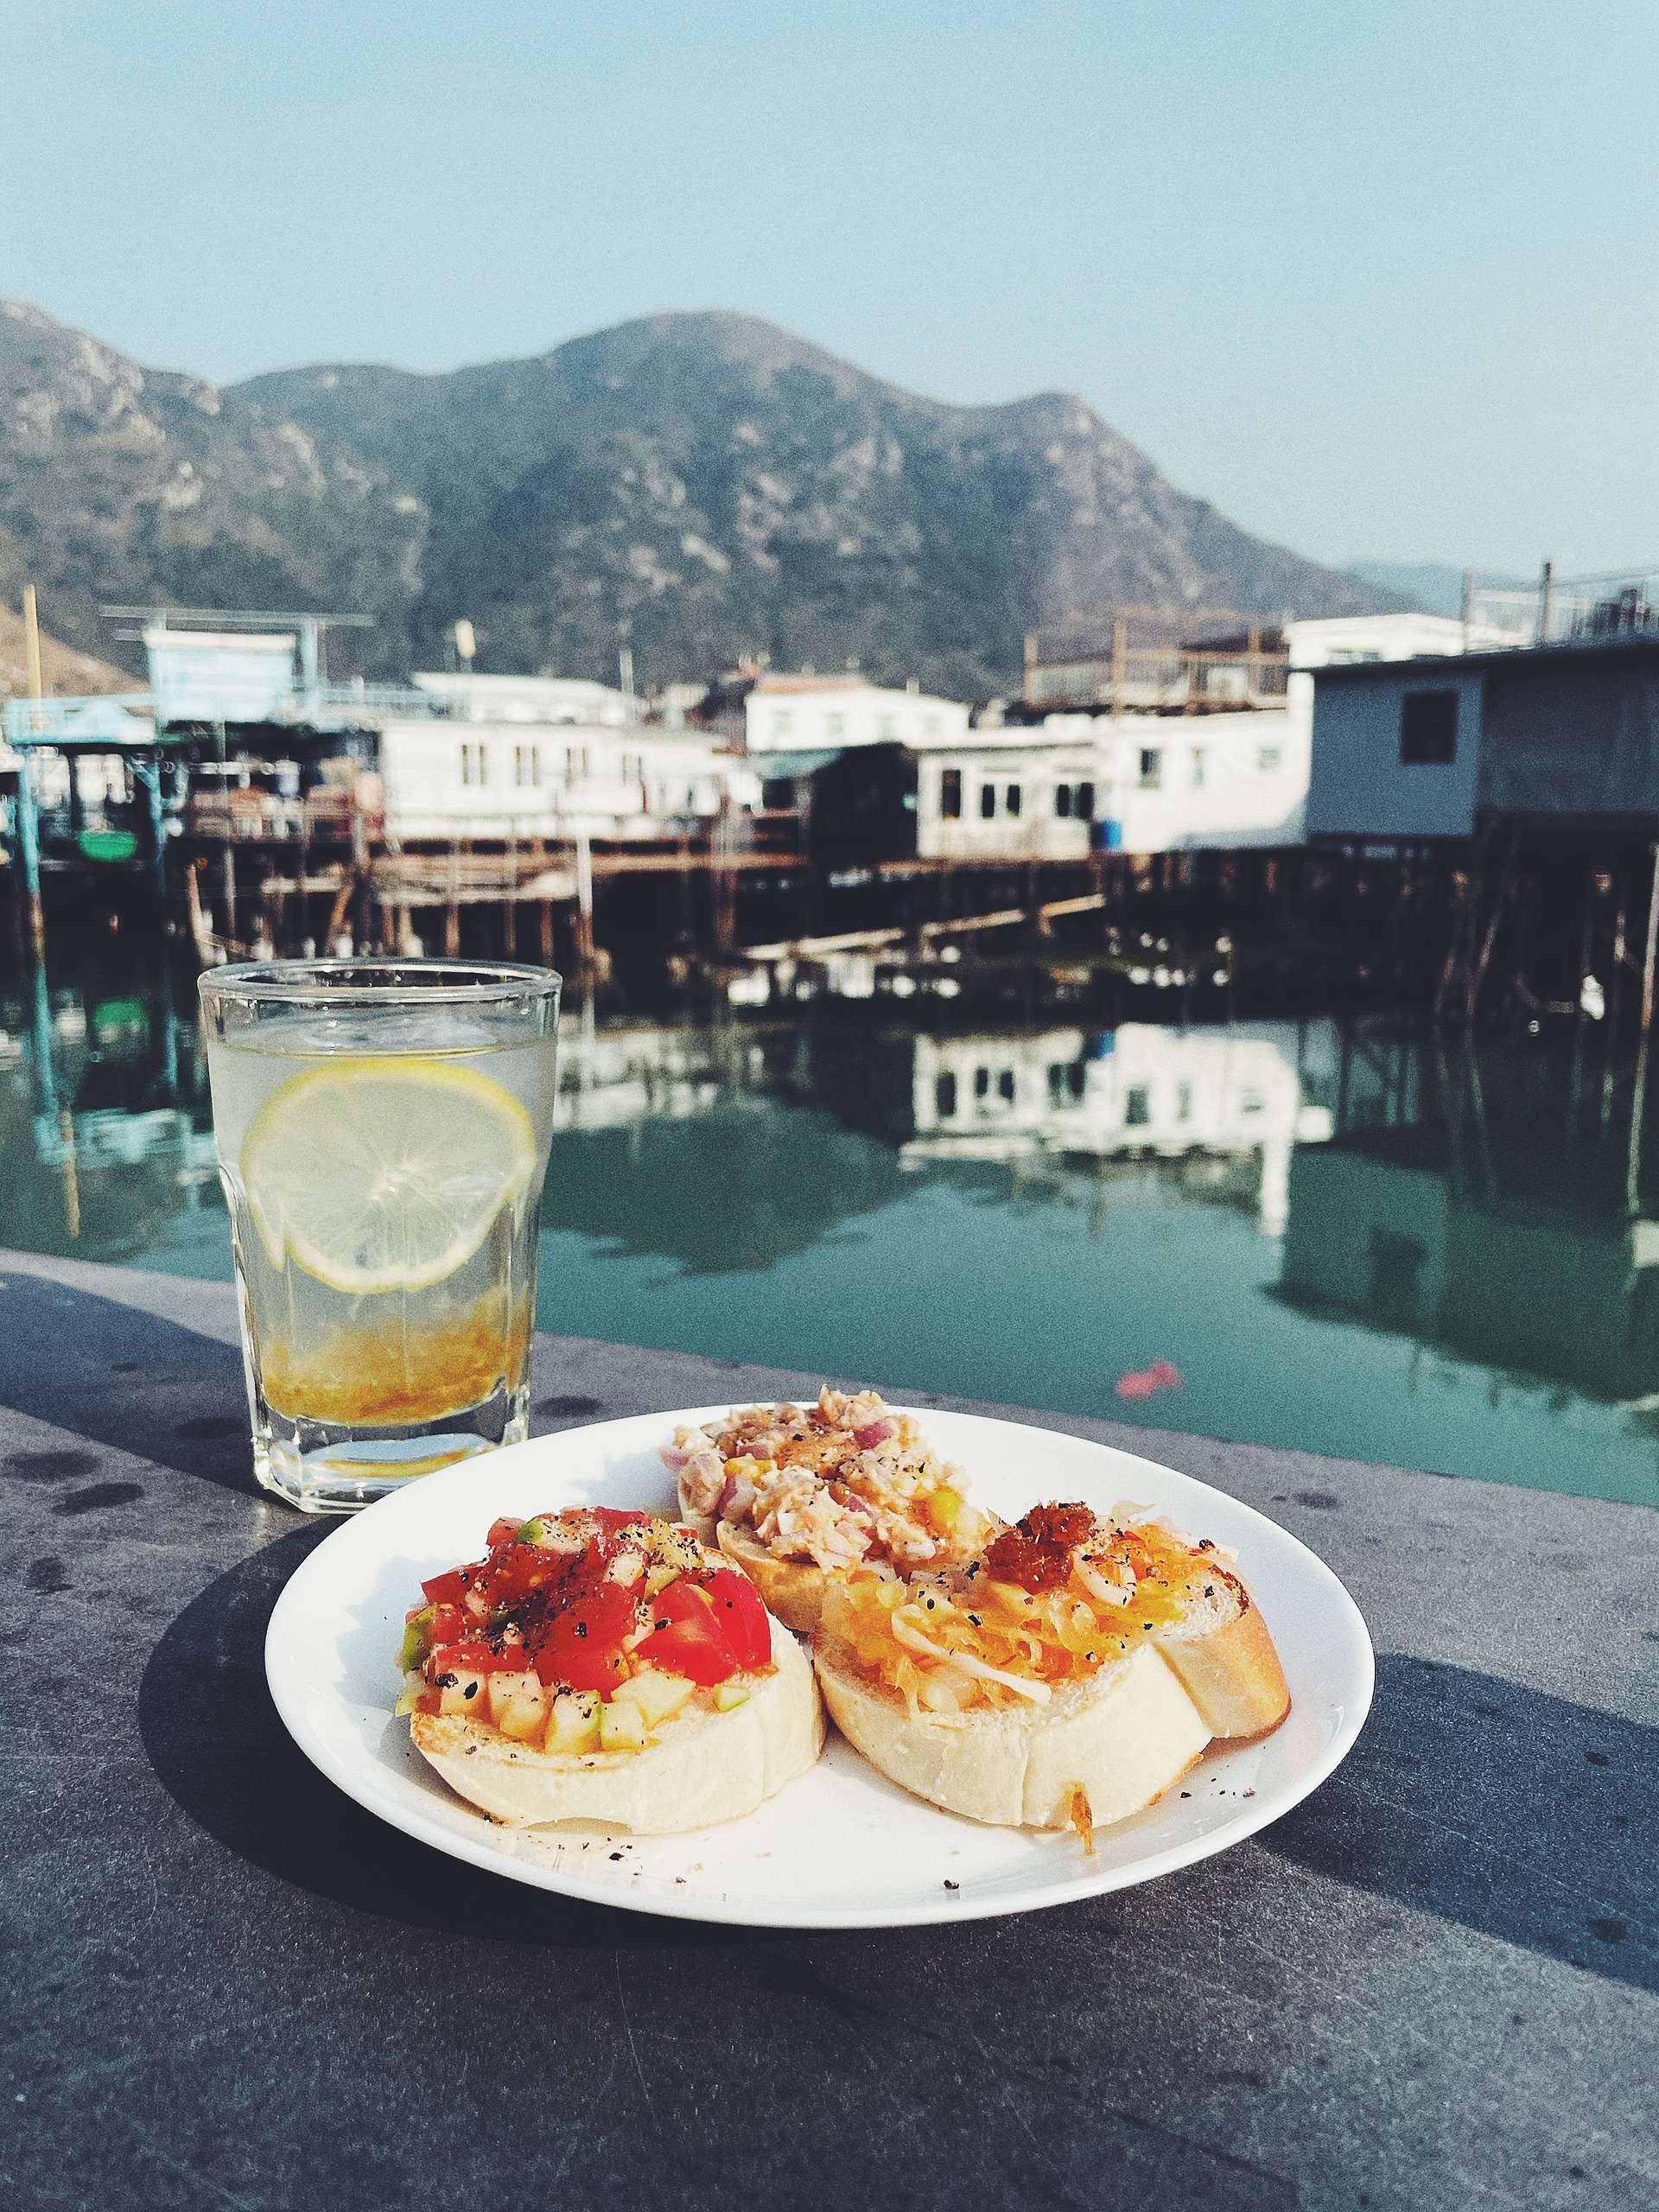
[588,1507,653,1537]
[430,1640,532,1677]
[653,1570,769,1672]
[530,1582,638,1694]
[704,1569,771,1670]
[634,1611,736,1687]
[413,1511,776,1710]
[484,1545,554,1605]
[427,1604,466,1647]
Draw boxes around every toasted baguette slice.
[816,1634,1211,1830]
[1153,1566,1290,1741]
[411,1619,823,1834]
[677,1491,830,1636]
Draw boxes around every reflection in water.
[3,952,1656,1504]
[1280,1024,1659,1407]
[0,953,219,1267]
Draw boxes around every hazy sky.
[5,1,1654,575]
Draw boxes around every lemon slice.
[241,1057,539,1294]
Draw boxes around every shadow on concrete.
[1262,1651,1658,1994]
[136,1527,763,1952]
[0,1268,253,1493]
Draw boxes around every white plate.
[265,1405,1374,1929]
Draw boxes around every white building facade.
[913,737,1102,862]
[745,677,971,754]
[376,716,757,842]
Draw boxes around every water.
[5,944,1658,1508]
[200,984,558,1510]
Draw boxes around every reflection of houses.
[812,1022,1332,1234]
[1277,1027,1659,1401]
[554,1016,752,1130]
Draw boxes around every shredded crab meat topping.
[664,1387,992,1573]
[821,1501,1231,1719]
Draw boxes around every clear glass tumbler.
[200,959,561,1512]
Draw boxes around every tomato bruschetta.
[664,1388,997,1633]
[400,1506,823,1831]
[813,1501,1289,1833]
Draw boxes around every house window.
[1124,1086,1151,1127]
[460,743,474,787]
[974,1066,990,1099]
[1257,747,1281,774]
[761,778,796,809]
[979,783,997,819]
[935,1072,957,1119]
[940,768,962,819]
[997,1068,1016,1103]
[1076,781,1094,817]
[514,745,530,787]
[566,745,589,779]
[1400,690,1459,765]
[1138,748,1162,790]
[1176,1082,1192,1122]
[1005,783,1022,817]
[1191,747,1207,787]
[1055,784,1073,818]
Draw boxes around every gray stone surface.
[0,1247,1654,2212]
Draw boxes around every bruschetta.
[813,1500,1289,1833]
[400,1506,823,1832]
[664,1388,997,1633]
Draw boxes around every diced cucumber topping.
[714,1684,751,1713]
[399,1606,435,1671]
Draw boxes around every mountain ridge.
[1,298,1395,696]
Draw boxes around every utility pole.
[19,585,47,956]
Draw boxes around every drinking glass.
[200,959,560,1512]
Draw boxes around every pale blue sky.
[4,0,1654,574]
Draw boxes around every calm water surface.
[4,945,1656,1507]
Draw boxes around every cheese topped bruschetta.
[400,1506,823,1832]
[814,1500,1289,1833]
[664,1388,997,1633]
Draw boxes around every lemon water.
[206,1009,558,1510]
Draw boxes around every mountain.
[1344,559,1534,621]
[0,298,1393,698]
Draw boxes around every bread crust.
[815,1637,1211,1829]
[1154,1570,1291,1741]
[410,1618,823,1833]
